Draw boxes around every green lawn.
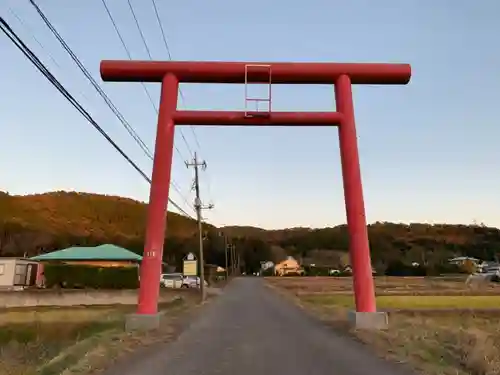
[303,295,500,309]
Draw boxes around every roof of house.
[0,257,37,261]
[30,244,143,261]
[449,256,480,263]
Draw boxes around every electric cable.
[28,0,196,215]
[0,16,195,219]
[149,0,202,150]
[126,0,195,157]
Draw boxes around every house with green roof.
[31,244,142,268]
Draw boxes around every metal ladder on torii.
[244,64,272,118]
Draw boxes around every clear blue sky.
[1,0,499,229]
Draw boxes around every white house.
[0,258,41,289]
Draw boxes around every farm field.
[267,276,500,375]
[0,290,200,375]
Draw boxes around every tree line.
[1,191,499,275]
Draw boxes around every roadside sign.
[182,252,197,276]
[183,260,197,276]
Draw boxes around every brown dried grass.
[267,276,500,375]
[0,292,200,375]
[268,276,500,296]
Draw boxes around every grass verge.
[267,276,500,375]
[303,294,500,310]
[0,292,199,375]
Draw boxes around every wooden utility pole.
[225,242,231,278]
[219,231,229,279]
[237,248,241,275]
[230,244,236,275]
[185,152,213,302]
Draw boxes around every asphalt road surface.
[108,278,414,375]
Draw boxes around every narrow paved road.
[108,278,414,375]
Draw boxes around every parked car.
[160,273,209,289]
[160,273,183,288]
[182,275,209,288]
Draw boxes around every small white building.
[0,258,40,289]
[260,261,275,271]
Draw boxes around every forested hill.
[221,222,500,268]
[1,191,499,273]
[0,191,201,257]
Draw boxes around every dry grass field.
[0,290,200,375]
[267,276,500,375]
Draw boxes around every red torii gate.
[100,60,411,329]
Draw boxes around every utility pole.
[230,244,236,275]
[225,240,230,279]
[186,152,213,302]
[218,231,229,279]
[232,244,237,275]
[237,249,241,275]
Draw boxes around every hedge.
[44,263,139,289]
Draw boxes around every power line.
[104,0,210,207]
[171,180,194,215]
[150,0,173,61]
[6,4,94,105]
[149,0,202,151]
[100,0,194,214]
[7,4,60,69]
[100,0,188,162]
[28,0,196,216]
[0,18,146,179]
[127,0,153,59]
[126,0,195,158]
[0,16,194,219]
[100,0,159,120]
[147,0,213,208]
[28,0,153,159]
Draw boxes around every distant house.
[31,244,142,268]
[274,256,304,276]
[479,261,500,275]
[449,256,481,266]
[260,261,275,271]
[0,258,41,289]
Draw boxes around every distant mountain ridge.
[1,191,500,271]
[0,191,202,257]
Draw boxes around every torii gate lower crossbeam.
[100,60,411,329]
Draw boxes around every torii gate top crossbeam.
[100,60,411,85]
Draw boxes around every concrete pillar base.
[348,311,389,330]
[125,313,161,331]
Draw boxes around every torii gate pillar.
[101,60,411,330]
